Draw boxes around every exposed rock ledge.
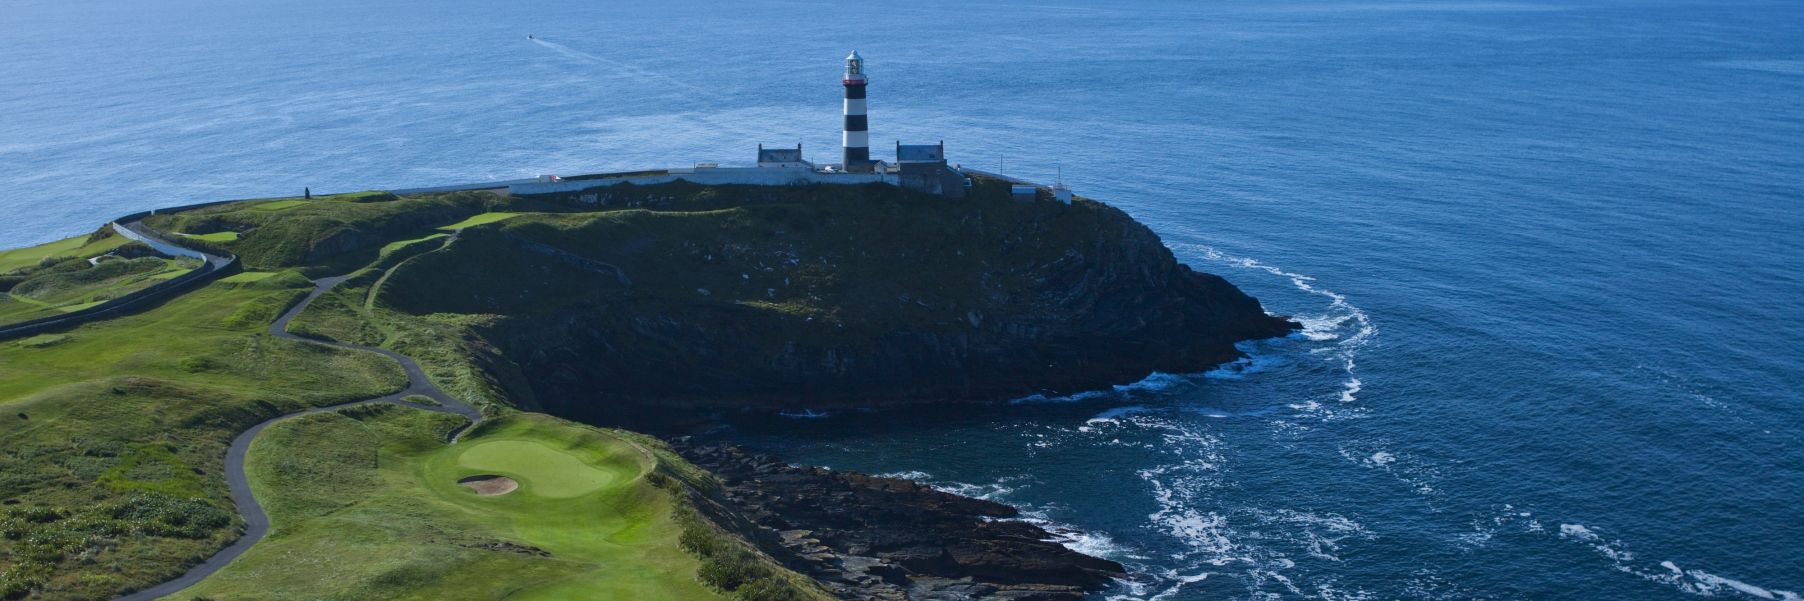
[676,442,1125,601]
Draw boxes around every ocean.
[3,0,1800,599]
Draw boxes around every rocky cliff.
[373,179,1296,422]
[676,443,1125,601]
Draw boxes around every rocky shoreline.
[675,442,1125,601]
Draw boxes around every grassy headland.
[0,175,1276,600]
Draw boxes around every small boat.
[527,34,534,39]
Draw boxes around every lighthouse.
[842,51,872,172]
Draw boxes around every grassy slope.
[177,411,726,601]
[1,187,847,601]
[177,231,240,243]
[1,256,201,325]
[285,230,526,411]
[225,193,830,600]
[0,231,127,274]
[0,276,409,600]
[438,212,521,231]
[381,179,1112,339]
[142,191,493,273]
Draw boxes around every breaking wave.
[1174,244,1376,407]
[1011,371,1194,404]
[1556,522,1802,600]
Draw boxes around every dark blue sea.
[4,1,1800,599]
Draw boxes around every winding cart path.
[113,274,483,601]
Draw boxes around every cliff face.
[375,181,1296,420]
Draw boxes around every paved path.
[113,274,482,601]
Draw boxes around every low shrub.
[0,492,232,596]
[734,578,810,601]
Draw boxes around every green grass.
[178,411,727,601]
[3,182,1070,600]
[379,232,448,256]
[455,439,617,498]
[0,230,128,274]
[437,211,521,231]
[146,267,198,280]
[178,231,241,242]
[219,270,279,283]
[0,277,409,600]
[11,334,71,349]
[324,190,398,203]
[141,191,495,272]
[284,232,529,412]
[0,256,202,326]
[52,299,107,312]
[383,180,1106,340]
[249,200,310,212]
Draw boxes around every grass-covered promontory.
[1,174,1282,600]
[360,177,1290,416]
[177,410,819,600]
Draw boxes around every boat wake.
[527,37,709,94]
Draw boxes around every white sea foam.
[1176,244,1376,410]
[777,409,829,418]
[1089,405,1154,423]
[1203,343,1288,380]
[922,475,1027,503]
[1340,445,1442,498]
[1678,564,1801,600]
[1011,371,1192,404]
[1550,523,1801,599]
[1023,515,1137,559]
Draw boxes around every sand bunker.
[458,474,519,496]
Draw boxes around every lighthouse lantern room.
[842,51,872,172]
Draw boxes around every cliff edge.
[365,177,1296,422]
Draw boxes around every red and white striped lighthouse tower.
[842,51,872,172]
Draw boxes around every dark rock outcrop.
[403,186,1300,421]
[677,443,1125,601]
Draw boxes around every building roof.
[897,143,944,163]
[758,145,803,163]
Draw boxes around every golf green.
[454,439,616,498]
